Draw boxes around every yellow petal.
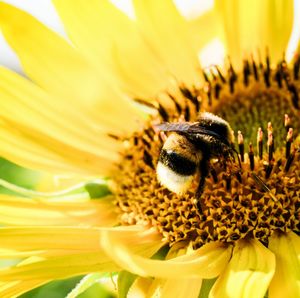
[214,0,294,66]
[188,10,223,53]
[0,252,119,286]
[0,121,79,175]
[133,0,201,86]
[268,232,300,298]
[127,277,153,298]
[0,226,162,296]
[0,67,123,175]
[100,229,232,279]
[0,3,145,133]
[0,225,161,258]
[129,241,203,297]
[128,273,202,298]
[0,195,118,227]
[155,278,202,298]
[0,2,100,102]
[0,248,81,259]
[210,239,275,298]
[0,226,106,252]
[52,0,170,98]
[0,117,116,176]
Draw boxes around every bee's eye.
[159,149,197,175]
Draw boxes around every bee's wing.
[155,122,222,140]
[155,122,193,132]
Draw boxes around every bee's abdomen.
[159,149,197,176]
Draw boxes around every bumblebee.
[156,112,235,198]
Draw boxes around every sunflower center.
[113,56,300,249]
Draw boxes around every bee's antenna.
[229,144,242,169]
[251,172,278,202]
[194,160,210,213]
[233,147,242,169]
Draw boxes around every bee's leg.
[232,147,242,169]
[194,160,209,213]
[194,176,206,212]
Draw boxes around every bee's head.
[156,133,202,194]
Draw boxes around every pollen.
[113,54,300,249]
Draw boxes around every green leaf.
[66,273,113,298]
[0,158,41,194]
[84,182,111,199]
[198,278,217,298]
[78,283,116,298]
[117,271,137,298]
[151,244,170,260]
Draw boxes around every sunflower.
[0,1,299,298]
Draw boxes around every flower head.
[0,1,298,298]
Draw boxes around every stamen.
[225,174,231,190]
[210,69,222,99]
[275,63,283,88]
[267,123,274,162]
[284,114,291,132]
[184,100,190,121]
[243,59,251,86]
[203,81,212,106]
[265,162,273,179]
[257,127,263,159]
[263,49,271,87]
[266,48,271,72]
[249,143,255,170]
[284,148,295,172]
[133,98,156,109]
[288,83,300,109]
[167,92,182,115]
[107,133,121,140]
[179,84,200,111]
[267,132,274,162]
[267,122,273,133]
[116,54,300,248]
[214,65,226,83]
[228,59,237,93]
[143,150,154,168]
[202,70,210,83]
[158,103,169,121]
[251,54,259,81]
[293,53,300,79]
[238,131,244,162]
[286,128,293,158]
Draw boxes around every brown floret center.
[113,56,300,248]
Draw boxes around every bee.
[156,112,237,202]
